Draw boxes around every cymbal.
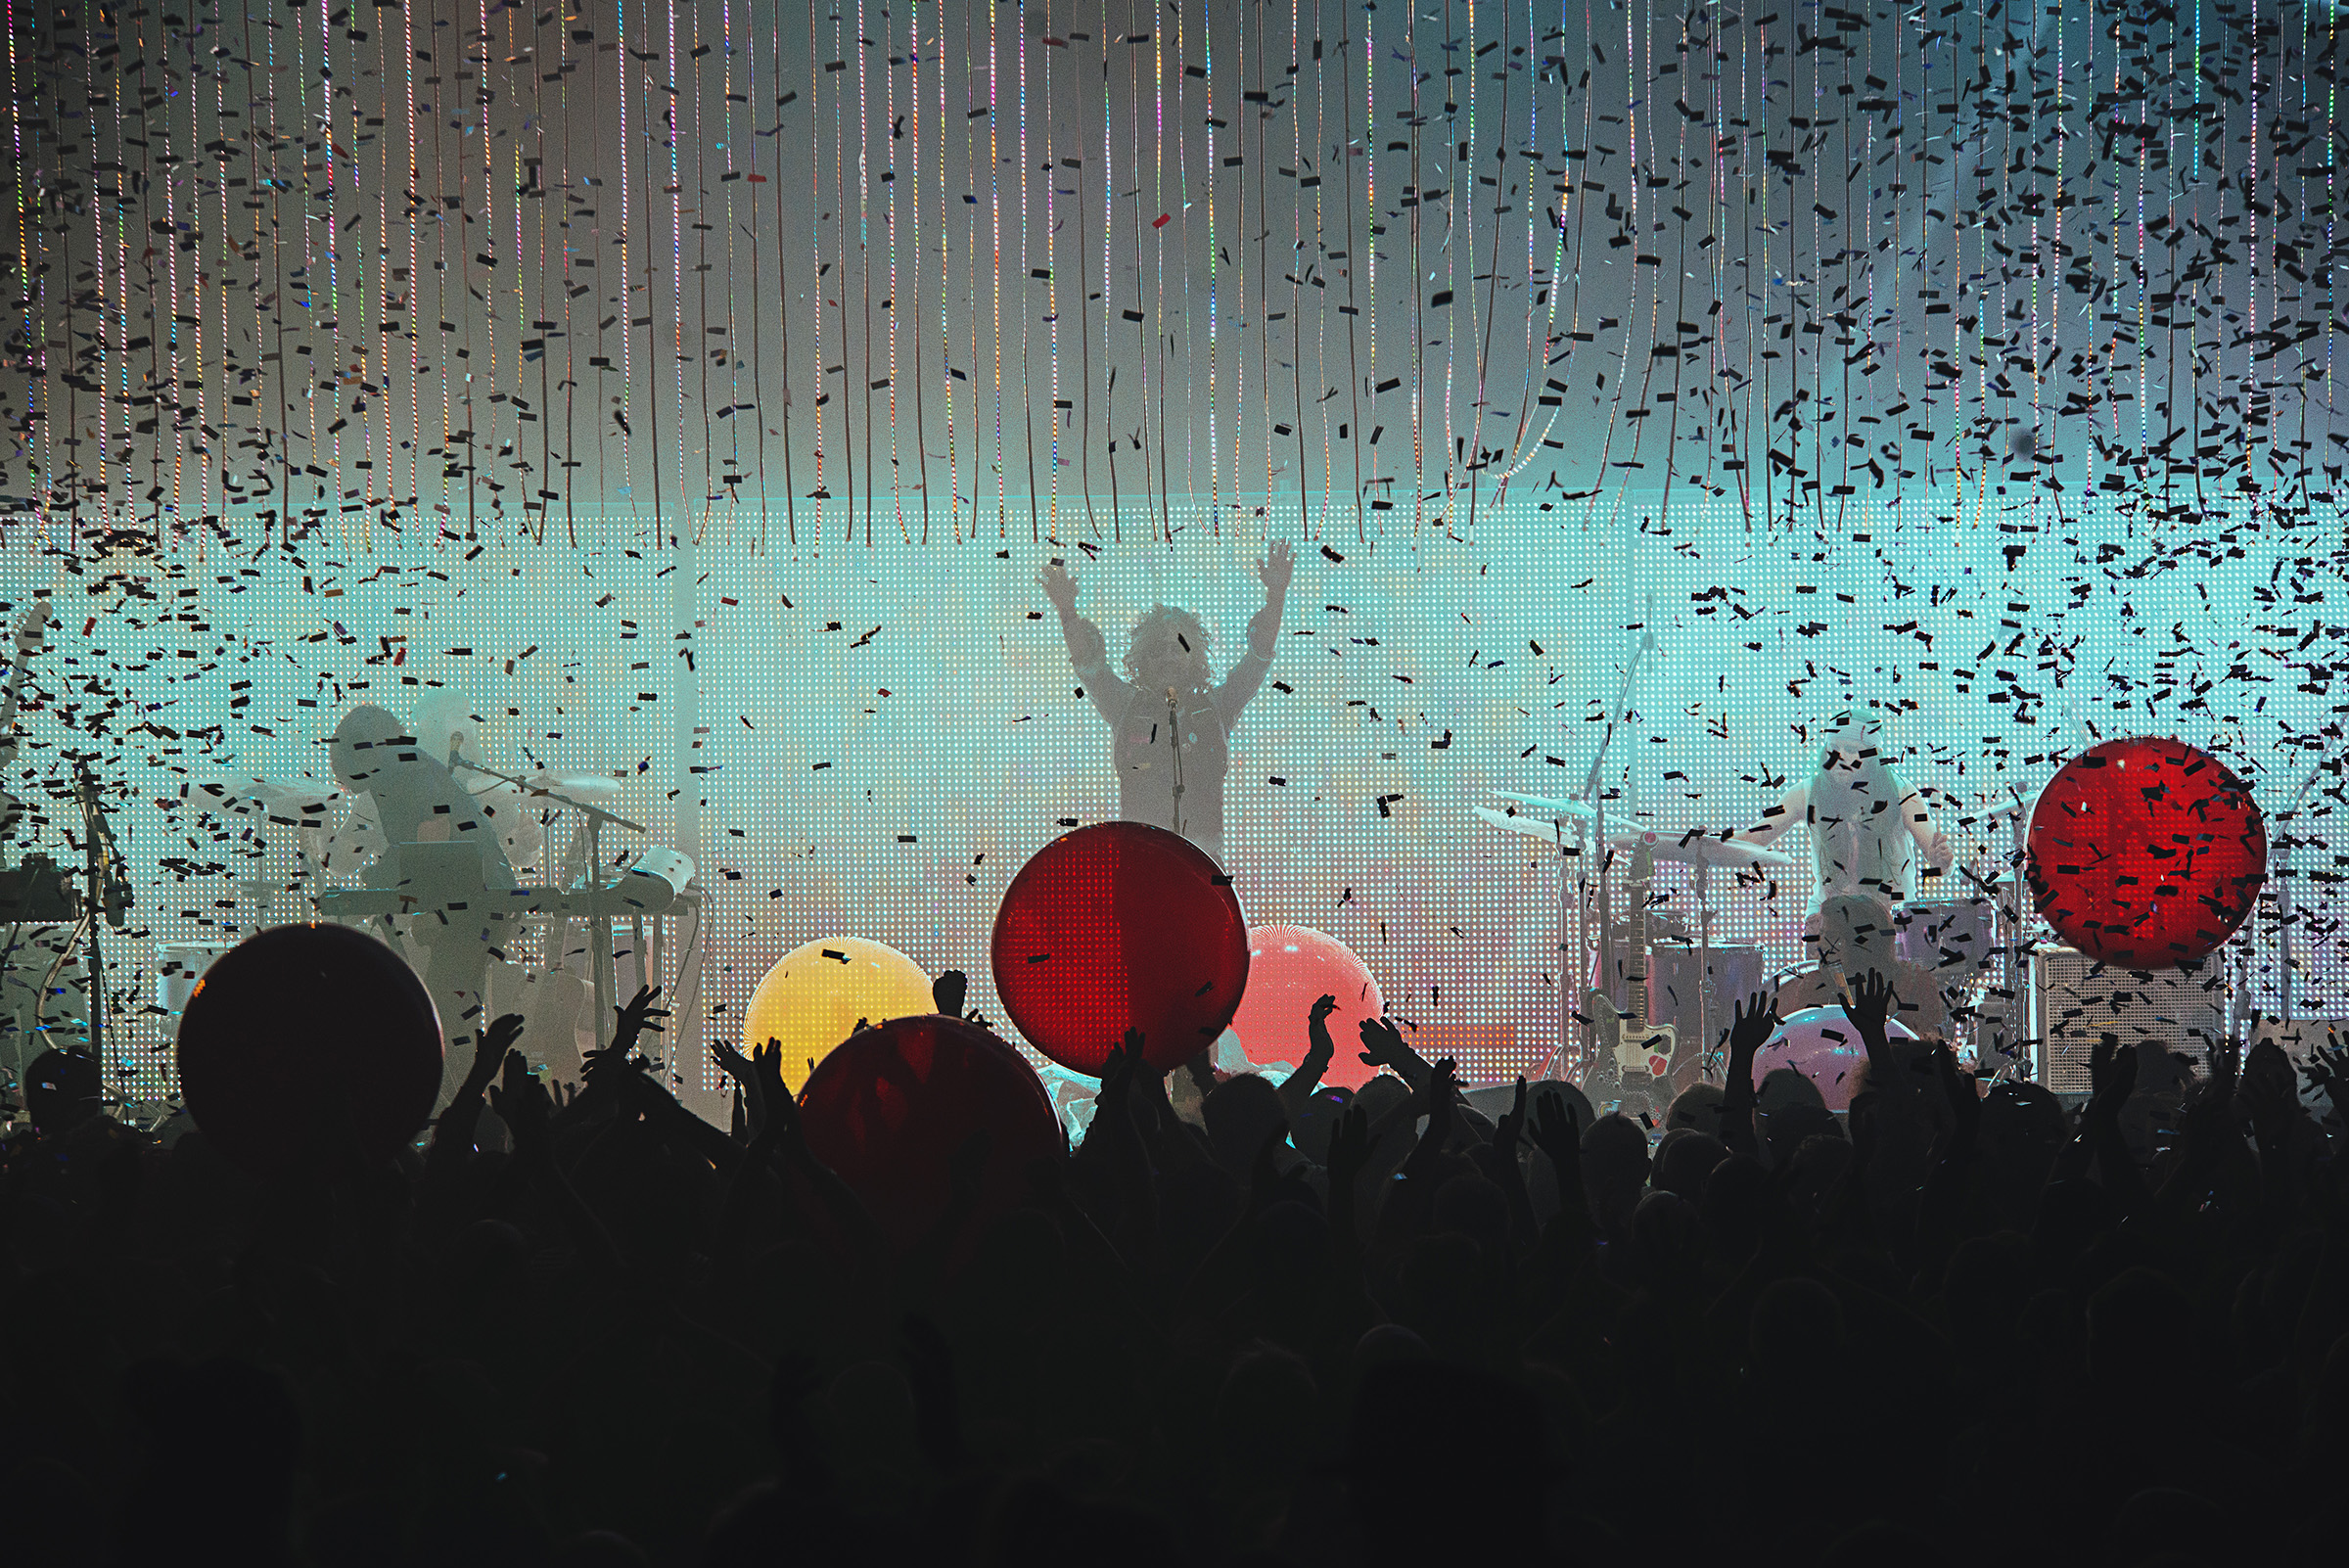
[1484,789,1598,821]
[1609,828,1794,868]
[1473,805,1587,845]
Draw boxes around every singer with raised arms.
[1038,541,1293,867]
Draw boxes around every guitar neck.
[1,607,47,739]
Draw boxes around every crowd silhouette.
[3,966,2347,1568]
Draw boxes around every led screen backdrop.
[0,487,2338,1110]
[0,1,2342,1111]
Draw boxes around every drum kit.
[1474,786,2014,1104]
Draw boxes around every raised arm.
[1213,539,1293,722]
[1738,781,1810,849]
[1038,560,1141,724]
[1900,778,1957,875]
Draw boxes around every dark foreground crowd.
[3,970,2347,1568]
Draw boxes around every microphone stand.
[451,757,648,1037]
[2278,752,2331,1027]
[71,761,131,1057]
[1166,690,1185,841]
[1579,604,1656,1029]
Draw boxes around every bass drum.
[1896,898,1997,980]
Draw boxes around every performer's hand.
[1037,559,1079,612]
[1256,538,1295,597]
[1925,829,1956,871]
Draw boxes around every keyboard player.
[327,705,519,1100]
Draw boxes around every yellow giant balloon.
[742,938,936,1090]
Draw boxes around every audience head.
[1665,1081,1726,1138]
[23,1046,104,1135]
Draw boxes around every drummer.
[1732,708,1956,916]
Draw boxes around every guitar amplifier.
[2032,946,2230,1093]
[0,856,78,922]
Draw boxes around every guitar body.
[1586,988,1678,1082]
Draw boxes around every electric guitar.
[1584,839,1679,1085]
[0,596,51,841]
[0,595,50,746]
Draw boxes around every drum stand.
[454,758,648,1036]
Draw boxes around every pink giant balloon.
[1753,1004,1917,1112]
[1227,925,1386,1089]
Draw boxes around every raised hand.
[1529,1085,1582,1175]
[1726,992,1776,1065]
[1098,1030,1143,1106]
[1256,538,1296,597]
[1308,992,1340,1043]
[1037,559,1080,612]
[1843,967,1895,1038]
[932,969,970,1018]
[2088,1032,2139,1109]
[486,1050,552,1162]
[1841,968,1902,1080]
[709,1036,754,1084]
[1417,1056,1461,1148]
[2238,1058,2298,1144]
[1493,1076,1529,1158]
[1357,1015,1427,1087]
[462,1012,527,1100]
[749,1038,802,1152]
[2206,1036,2241,1107]
[611,984,670,1059]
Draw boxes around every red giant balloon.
[1227,925,1385,1088]
[797,1014,1063,1251]
[990,821,1250,1074]
[2027,737,2266,969]
[175,924,443,1176]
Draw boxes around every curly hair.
[1123,604,1213,682]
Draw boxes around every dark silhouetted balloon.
[797,1014,1062,1252]
[175,924,442,1176]
[2027,737,2266,969]
[990,821,1250,1074]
